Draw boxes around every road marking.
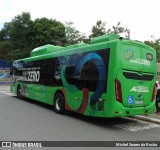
[0,91,15,96]
[1,89,160,131]
[114,121,160,132]
[134,115,160,124]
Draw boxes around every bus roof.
[15,34,155,62]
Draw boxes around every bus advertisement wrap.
[10,34,157,118]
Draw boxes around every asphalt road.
[0,86,160,149]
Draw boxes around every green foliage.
[110,22,124,34]
[0,12,33,59]
[0,12,67,62]
[1,12,158,64]
[108,22,130,39]
[64,21,87,45]
[90,20,107,38]
[32,18,66,47]
[90,21,130,39]
[0,26,8,41]
[8,12,33,51]
[7,49,24,64]
[144,38,160,62]
[145,39,160,51]
[0,41,12,59]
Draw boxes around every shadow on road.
[65,111,136,130]
[12,96,137,129]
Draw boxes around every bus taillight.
[115,79,122,103]
[151,83,156,102]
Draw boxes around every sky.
[0,0,160,41]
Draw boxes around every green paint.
[10,34,157,118]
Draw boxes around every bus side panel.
[62,47,110,117]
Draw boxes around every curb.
[132,115,160,124]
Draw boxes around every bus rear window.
[147,53,153,61]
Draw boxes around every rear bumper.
[105,101,155,118]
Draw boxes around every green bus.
[10,34,157,117]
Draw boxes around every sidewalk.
[0,85,10,91]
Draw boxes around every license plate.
[136,100,143,104]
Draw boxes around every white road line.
[0,91,15,96]
[134,115,160,124]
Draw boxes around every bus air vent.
[91,34,120,44]
[123,72,154,81]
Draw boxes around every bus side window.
[12,67,18,75]
[79,61,98,92]
[54,57,66,86]
[65,55,80,87]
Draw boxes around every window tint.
[79,61,99,91]
[11,48,110,91]
[64,49,110,92]
[65,54,85,89]
[65,51,108,92]
[40,59,55,85]
[12,60,24,76]
[54,56,66,86]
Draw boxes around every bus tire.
[54,93,65,114]
[17,85,22,99]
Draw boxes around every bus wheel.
[17,85,22,99]
[54,93,65,114]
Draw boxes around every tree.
[32,18,66,47]
[0,12,34,59]
[109,22,130,39]
[64,21,86,45]
[90,20,107,38]
[0,12,67,61]
[144,36,160,62]
[7,12,33,53]
[0,22,13,60]
[0,23,10,41]
[110,22,124,34]
[89,21,130,39]
[0,41,12,59]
